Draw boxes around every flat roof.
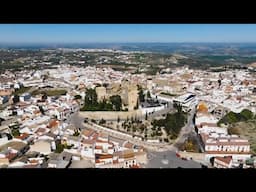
[69,160,94,168]
[0,141,27,151]
[48,160,70,168]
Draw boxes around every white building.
[201,133,251,163]
[173,93,197,112]
[214,156,232,168]
[29,140,52,155]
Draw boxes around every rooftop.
[15,133,30,140]
[48,160,70,168]
[81,129,95,137]
[123,142,134,149]
[69,160,94,168]
[95,153,113,160]
[0,141,27,152]
[215,156,232,164]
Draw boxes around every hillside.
[228,121,256,154]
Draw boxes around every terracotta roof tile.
[95,154,113,159]
[113,159,119,164]
[215,156,232,165]
[131,164,140,168]
[95,146,103,150]
[81,139,95,145]
[35,128,46,133]
[124,142,134,149]
[15,133,29,140]
[29,159,39,164]
[82,129,95,137]
[6,153,17,161]
[95,159,101,163]
[48,120,59,128]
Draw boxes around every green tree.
[74,95,82,100]
[110,95,122,111]
[218,111,238,126]
[138,89,145,102]
[240,109,253,120]
[131,116,134,123]
[103,83,108,88]
[81,88,99,111]
[73,130,80,136]
[134,99,139,110]
[13,95,20,103]
[39,106,45,115]
[147,91,151,99]
[218,109,254,126]
[42,93,47,100]
[12,129,20,137]
[153,110,186,138]
[98,98,108,110]
[132,126,136,133]
[85,88,98,106]
[55,143,65,153]
[99,118,106,125]
[173,103,182,114]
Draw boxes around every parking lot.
[145,150,202,168]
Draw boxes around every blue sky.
[0,24,256,43]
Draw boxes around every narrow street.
[172,107,196,149]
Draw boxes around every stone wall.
[79,110,142,120]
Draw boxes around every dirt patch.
[228,120,256,154]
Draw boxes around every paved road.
[171,107,196,150]
[85,122,169,150]
[69,104,197,153]
[145,150,202,168]
[69,112,169,151]
[70,112,202,168]
[69,112,84,129]
[68,106,206,168]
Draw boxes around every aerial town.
[1,46,256,168]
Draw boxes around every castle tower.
[127,84,138,111]
[95,86,107,102]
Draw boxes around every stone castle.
[95,80,138,111]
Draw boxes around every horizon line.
[1,42,256,45]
